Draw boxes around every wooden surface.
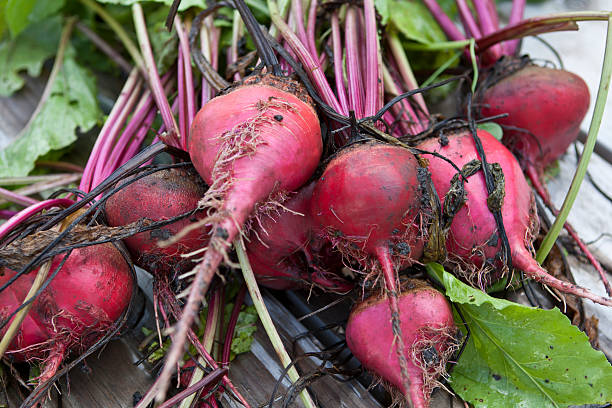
[2,28,612,407]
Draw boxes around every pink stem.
[505,0,526,55]
[0,187,38,206]
[472,0,504,62]
[0,199,75,241]
[291,0,310,53]
[175,16,196,136]
[421,0,465,41]
[306,0,319,60]
[80,69,140,193]
[456,0,482,38]
[345,7,365,118]
[487,0,500,30]
[115,106,158,169]
[133,6,180,147]
[178,48,187,146]
[363,0,380,117]
[274,15,344,114]
[91,78,143,190]
[331,12,349,115]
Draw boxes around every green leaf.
[426,264,612,408]
[477,122,503,141]
[0,0,8,40]
[0,45,101,178]
[0,16,61,96]
[230,305,258,360]
[376,0,447,44]
[28,0,66,26]
[5,0,36,37]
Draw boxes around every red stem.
[222,285,247,365]
[506,0,526,55]
[472,0,504,62]
[0,199,75,241]
[421,0,465,41]
[331,12,349,115]
[306,0,319,62]
[456,0,482,39]
[345,7,365,118]
[363,0,380,117]
[376,246,414,408]
[175,16,196,139]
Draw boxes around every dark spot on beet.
[215,227,229,239]
[150,228,172,240]
[392,228,400,235]
[274,114,283,122]
[492,374,501,381]
[439,134,449,146]
[421,346,439,366]
[395,242,410,255]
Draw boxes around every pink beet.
[104,166,209,277]
[418,129,612,306]
[311,141,427,400]
[159,74,323,389]
[246,182,352,292]
[479,64,590,197]
[0,243,134,384]
[346,279,457,408]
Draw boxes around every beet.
[479,64,590,196]
[419,129,612,306]
[245,182,352,292]
[311,141,428,399]
[158,74,323,390]
[0,243,134,383]
[346,279,457,408]
[104,166,209,277]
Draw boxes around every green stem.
[235,237,317,408]
[180,289,223,408]
[421,51,461,87]
[78,0,143,70]
[536,15,612,263]
[469,39,478,94]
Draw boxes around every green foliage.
[227,305,258,361]
[427,264,612,408]
[375,0,446,44]
[477,122,503,141]
[95,0,205,11]
[0,16,62,96]
[0,46,101,177]
[4,0,64,38]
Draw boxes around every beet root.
[246,182,352,292]
[311,141,429,400]
[480,64,590,192]
[0,243,134,384]
[157,74,323,396]
[419,130,612,306]
[104,166,209,277]
[346,279,457,408]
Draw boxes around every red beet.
[159,74,323,389]
[479,64,590,196]
[104,166,209,277]
[419,129,612,306]
[0,243,134,383]
[311,141,427,400]
[246,182,352,292]
[346,279,457,408]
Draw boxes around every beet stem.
[222,285,247,365]
[235,237,317,408]
[376,246,414,408]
